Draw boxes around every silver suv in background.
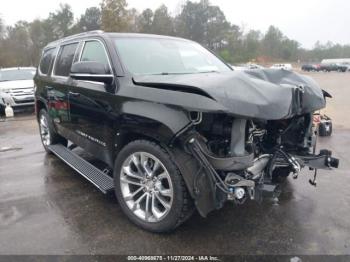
[0,67,36,114]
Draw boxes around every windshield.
[113,38,231,75]
[0,69,36,82]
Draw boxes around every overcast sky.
[0,0,349,49]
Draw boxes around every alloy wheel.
[40,114,51,146]
[120,152,174,222]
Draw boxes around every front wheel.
[38,109,67,152]
[114,140,194,232]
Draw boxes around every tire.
[114,140,194,232]
[38,109,68,152]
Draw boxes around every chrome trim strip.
[70,73,114,78]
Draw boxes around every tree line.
[0,0,349,67]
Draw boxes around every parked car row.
[270,63,293,70]
[229,63,265,71]
[230,63,294,71]
[302,63,350,72]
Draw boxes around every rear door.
[48,42,80,138]
[68,39,116,166]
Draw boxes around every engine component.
[192,135,254,171]
[224,173,255,202]
[230,118,247,156]
[234,187,245,200]
[224,173,255,188]
[247,154,271,180]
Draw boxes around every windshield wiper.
[143,70,219,76]
[197,70,219,74]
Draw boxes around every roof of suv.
[44,30,191,50]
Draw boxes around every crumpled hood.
[133,69,326,120]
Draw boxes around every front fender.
[120,100,191,143]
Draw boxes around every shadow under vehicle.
[34,31,339,232]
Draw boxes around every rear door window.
[54,43,79,77]
[39,48,56,75]
[80,40,110,73]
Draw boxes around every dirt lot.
[0,72,350,255]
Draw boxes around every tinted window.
[54,43,78,76]
[80,41,110,70]
[39,48,55,75]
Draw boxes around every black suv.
[34,31,339,232]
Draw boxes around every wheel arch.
[113,101,192,160]
[35,98,47,121]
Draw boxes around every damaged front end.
[134,69,339,217]
[174,112,339,217]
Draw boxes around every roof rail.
[46,30,104,47]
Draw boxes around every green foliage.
[79,7,102,32]
[0,17,4,39]
[0,1,350,68]
[48,4,74,39]
[100,0,130,32]
[151,5,174,36]
[137,8,153,33]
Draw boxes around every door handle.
[69,91,80,97]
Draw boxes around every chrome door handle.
[68,91,80,97]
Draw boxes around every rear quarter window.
[39,48,56,75]
[54,43,79,77]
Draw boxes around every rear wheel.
[38,109,67,152]
[114,140,194,232]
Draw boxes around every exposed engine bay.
[177,112,339,216]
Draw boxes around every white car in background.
[246,63,265,70]
[0,67,36,114]
[229,64,246,71]
[270,63,293,70]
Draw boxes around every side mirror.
[70,61,114,85]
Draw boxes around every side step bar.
[48,144,114,194]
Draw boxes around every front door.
[68,39,116,166]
